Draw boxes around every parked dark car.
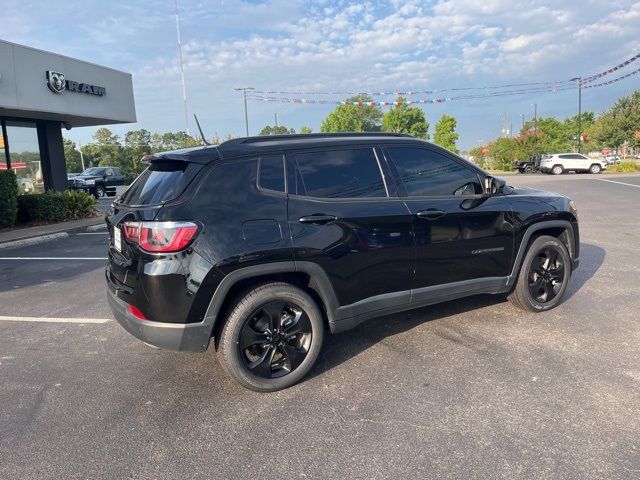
[512,155,543,173]
[68,166,125,198]
[106,134,580,392]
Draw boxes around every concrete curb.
[0,232,70,250]
[86,223,107,232]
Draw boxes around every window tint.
[386,147,482,197]
[293,148,386,198]
[119,161,201,205]
[258,155,285,192]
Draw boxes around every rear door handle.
[299,214,337,225]
[416,209,446,220]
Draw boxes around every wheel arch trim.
[507,219,577,288]
[202,261,340,338]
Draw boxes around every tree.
[158,132,200,151]
[320,94,382,132]
[299,126,313,134]
[382,97,429,139]
[259,125,295,135]
[487,137,523,170]
[83,128,122,167]
[123,129,153,179]
[433,115,459,153]
[63,138,83,172]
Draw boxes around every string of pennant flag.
[247,51,640,107]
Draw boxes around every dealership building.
[0,40,136,191]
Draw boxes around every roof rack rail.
[218,132,413,147]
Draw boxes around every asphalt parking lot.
[1,174,639,479]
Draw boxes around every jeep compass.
[106,133,579,391]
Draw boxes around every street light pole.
[234,87,254,137]
[570,77,582,153]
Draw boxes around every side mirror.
[483,176,496,195]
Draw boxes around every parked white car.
[540,153,608,175]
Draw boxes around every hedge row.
[0,170,19,229]
[0,171,98,227]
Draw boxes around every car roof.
[149,133,430,163]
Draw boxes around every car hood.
[73,175,102,180]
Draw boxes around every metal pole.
[235,87,254,137]
[78,141,85,171]
[243,90,249,137]
[578,80,582,153]
[533,104,537,131]
[274,113,278,132]
[174,0,189,134]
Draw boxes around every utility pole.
[274,113,278,133]
[234,87,254,137]
[532,103,537,131]
[521,114,525,132]
[570,77,583,153]
[174,0,189,134]
[510,122,513,139]
[77,141,85,171]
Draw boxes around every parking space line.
[0,257,107,260]
[0,315,111,324]
[76,232,109,235]
[596,178,640,188]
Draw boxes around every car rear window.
[119,160,202,205]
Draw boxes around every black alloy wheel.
[527,247,565,304]
[218,282,324,392]
[239,301,312,379]
[507,235,571,312]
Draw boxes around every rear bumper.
[107,285,213,352]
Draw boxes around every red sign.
[0,162,27,170]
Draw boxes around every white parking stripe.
[596,178,640,188]
[0,315,111,324]
[0,257,107,260]
[75,232,108,235]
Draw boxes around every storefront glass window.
[5,121,43,194]
[0,124,7,169]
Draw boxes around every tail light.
[122,221,199,253]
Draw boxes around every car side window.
[292,148,387,198]
[386,147,482,197]
[105,168,114,176]
[258,155,285,192]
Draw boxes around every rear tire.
[217,282,324,392]
[589,164,602,174]
[552,165,564,175]
[508,235,571,312]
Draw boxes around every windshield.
[82,167,103,175]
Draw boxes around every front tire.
[94,185,105,198]
[589,164,602,174]
[524,165,534,174]
[508,235,571,312]
[217,282,324,392]
[552,165,564,175]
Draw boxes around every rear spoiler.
[141,145,221,165]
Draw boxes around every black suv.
[106,134,579,391]
[69,167,125,198]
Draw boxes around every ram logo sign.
[45,70,106,96]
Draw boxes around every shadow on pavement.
[307,241,605,380]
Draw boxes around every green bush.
[63,190,98,220]
[17,193,69,223]
[0,170,19,228]
[609,161,638,173]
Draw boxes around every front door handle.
[416,209,446,220]
[299,214,337,225]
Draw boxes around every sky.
[3,0,640,150]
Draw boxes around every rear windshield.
[118,161,202,205]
